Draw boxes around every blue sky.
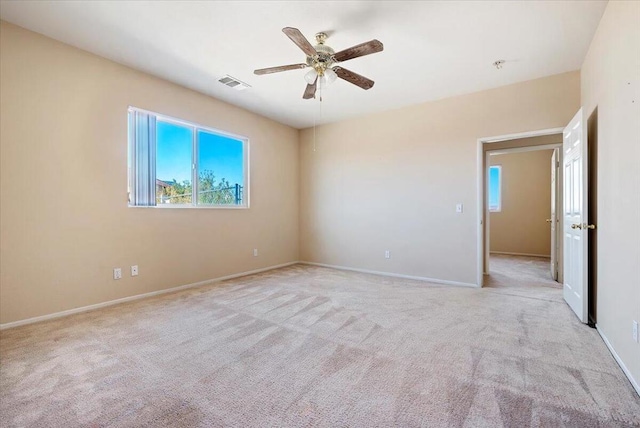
[156,120,244,185]
[488,166,501,208]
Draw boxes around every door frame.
[476,127,564,287]
[550,147,561,282]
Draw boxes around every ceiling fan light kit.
[254,27,383,100]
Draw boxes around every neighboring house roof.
[156,179,174,188]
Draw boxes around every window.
[128,107,248,208]
[488,165,501,212]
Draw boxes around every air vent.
[218,75,251,91]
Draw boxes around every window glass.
[197,130,244,205]
[156,120,193,205]
[488,165,501,212]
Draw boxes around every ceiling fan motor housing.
[306,32,335,74]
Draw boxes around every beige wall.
[489,149,554,257]
[581,1,640,389]
[0,22,299,324]
[300,71,580,285]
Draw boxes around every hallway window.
[488,165,502,212]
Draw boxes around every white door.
[549,148,558,281]
[563,108,589,323]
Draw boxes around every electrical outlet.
[253,249,258,257]
[131,265,138,276]
[113,268,122,280]
[385,250,391,259]
[633,320,638,343]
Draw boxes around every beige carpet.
[485,254,564,302]
[1,259,639,427]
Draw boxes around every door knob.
[571,223,583,229]
[584,224,596,230]
[546,219,553,223]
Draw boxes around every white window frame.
[128,106,250,209]
[488,165,502,212]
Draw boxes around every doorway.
[484,141,563,294]
[484,144,563,292]
[476,128,564,287]
[477,113,597,325]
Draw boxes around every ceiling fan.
[254,27,383,100]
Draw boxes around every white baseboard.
[596,325,640,397]
[0,261,298,331]
[300,261,478,288]
[490,251,551,258]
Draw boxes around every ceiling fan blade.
[303,76,318,99]
[282,27,317,57]
[333,40,383,62]
[333,66,375,90]
[254,63,307,75]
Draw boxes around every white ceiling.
[0,1,607,129]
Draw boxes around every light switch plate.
[456,203,463,213]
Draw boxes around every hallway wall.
[489,149,554,257]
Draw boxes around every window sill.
[128,204,249,210]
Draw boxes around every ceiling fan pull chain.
[313,90,323,152]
